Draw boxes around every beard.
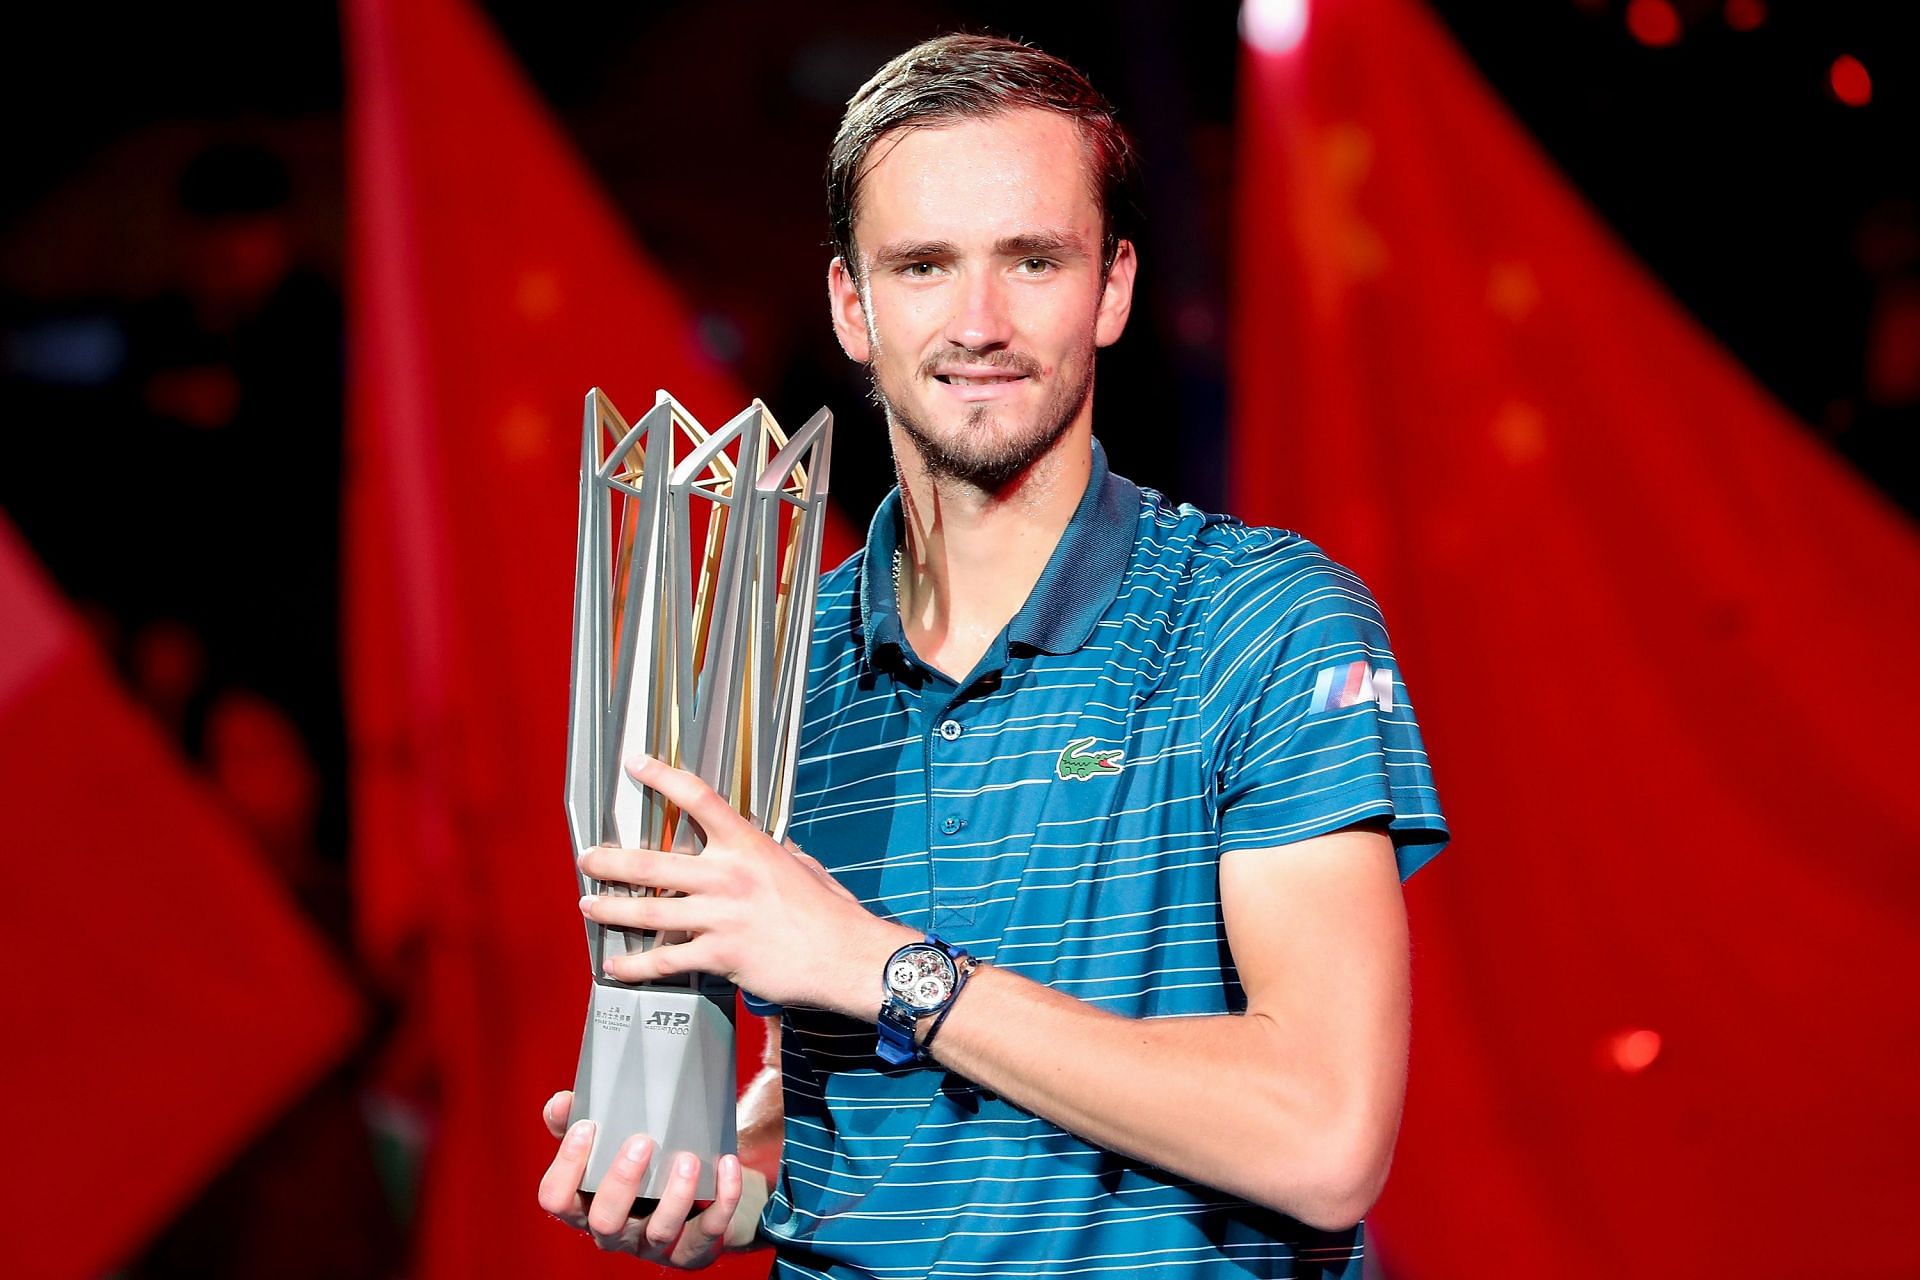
[868,332,1097,493]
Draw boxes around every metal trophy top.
[565,387,834,987]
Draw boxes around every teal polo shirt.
[762,443,1447,1279]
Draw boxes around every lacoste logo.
[1056,736,1123,781]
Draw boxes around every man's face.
[829,108,1136,492]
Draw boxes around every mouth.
[932,372,1028,387]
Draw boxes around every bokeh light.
[1830,55,1872,108]
[1627,0,1682,48]
[1240,0,1310,56]
[1606,1028,1664,1074]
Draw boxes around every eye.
[901,261,940,278]
[1015,257,1055,275]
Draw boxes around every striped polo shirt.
[762,443,1447,1278]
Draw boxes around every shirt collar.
[858,441,1140,671]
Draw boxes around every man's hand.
[577,754,912,1014]
[536,1090,764,1265]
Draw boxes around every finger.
[543,1090,573,1140]
[578,845,714,895]
[641,1151,703,1254]
[625,754,752,842]
[680,1153,744,1262]
[580,890,704,934]
[603,936,721,985]
[536,1119,596,1225]
[585,1134,655,1240]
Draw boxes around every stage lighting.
[1240,0,1309,56]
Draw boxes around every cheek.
[1021,292,1099,359]
[870,296,945,365]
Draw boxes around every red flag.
[1233,1,1920,1273]
[0,517,362,1278]
[343,0,854,1273]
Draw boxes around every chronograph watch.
[876,934,979,1065]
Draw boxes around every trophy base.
[568,981,737,1200]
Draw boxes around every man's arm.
[918,822,1408,1231]
[588,758,1412,1232]
[735,1017,784,1186]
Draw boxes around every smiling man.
[538,34,1447,1278]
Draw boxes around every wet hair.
[827,33,1139,276]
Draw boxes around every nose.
[943,268,1014,351]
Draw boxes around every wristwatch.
[875,934,974,1065]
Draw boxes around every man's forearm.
[735,1017,784,1185]
[821,832,1416,1232]
[912,962,1403,1231]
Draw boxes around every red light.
[1723,0,1765,32]
[1626,0,1681,47]
[1830,55,1872,108]
[1606,1028,1663,1073]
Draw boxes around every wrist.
[827,917,919,1020]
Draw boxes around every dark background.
[1,1,1911,1272]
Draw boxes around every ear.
[1093,239,1138,349]
[827,256,871,364]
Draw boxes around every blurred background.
[2,1,1915,1277]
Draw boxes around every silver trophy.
[564,387,833,1199]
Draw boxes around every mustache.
[919,349,1042,379]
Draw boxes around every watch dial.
[888,945,956,1011]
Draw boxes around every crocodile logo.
[1056,736,1123,781]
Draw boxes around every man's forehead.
[852,108,1101,248]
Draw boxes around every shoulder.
[1128,488,1381,640]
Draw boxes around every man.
[539,33,1446,1277]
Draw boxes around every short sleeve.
[1202,541,1448,880]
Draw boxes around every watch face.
[886,945,956,1012]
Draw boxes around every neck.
[890,422,1093,682]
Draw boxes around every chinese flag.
[0,518,362,1278]
[1233,0,1920,1274]
[342,0,852,1275]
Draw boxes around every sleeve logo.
[1309,661,1395,714]
[1056,736,1125,781]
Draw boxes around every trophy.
[564,387,833,1199]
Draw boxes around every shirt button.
[938,719,962,742]
[940,815,964,835]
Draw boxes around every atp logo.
[644,1010,692,1036]
[1056,736,1124,781]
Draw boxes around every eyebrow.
[867,231,1092,272]
[996,232,1088,261]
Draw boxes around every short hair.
[827,34,1139,276]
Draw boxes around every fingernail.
[622,1135,652,1166]
[566,1119,594,1150]
[578,894,595,915]
[676,1153,697,1178]
[545,1091,567,1112]
[626,753,656,773]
